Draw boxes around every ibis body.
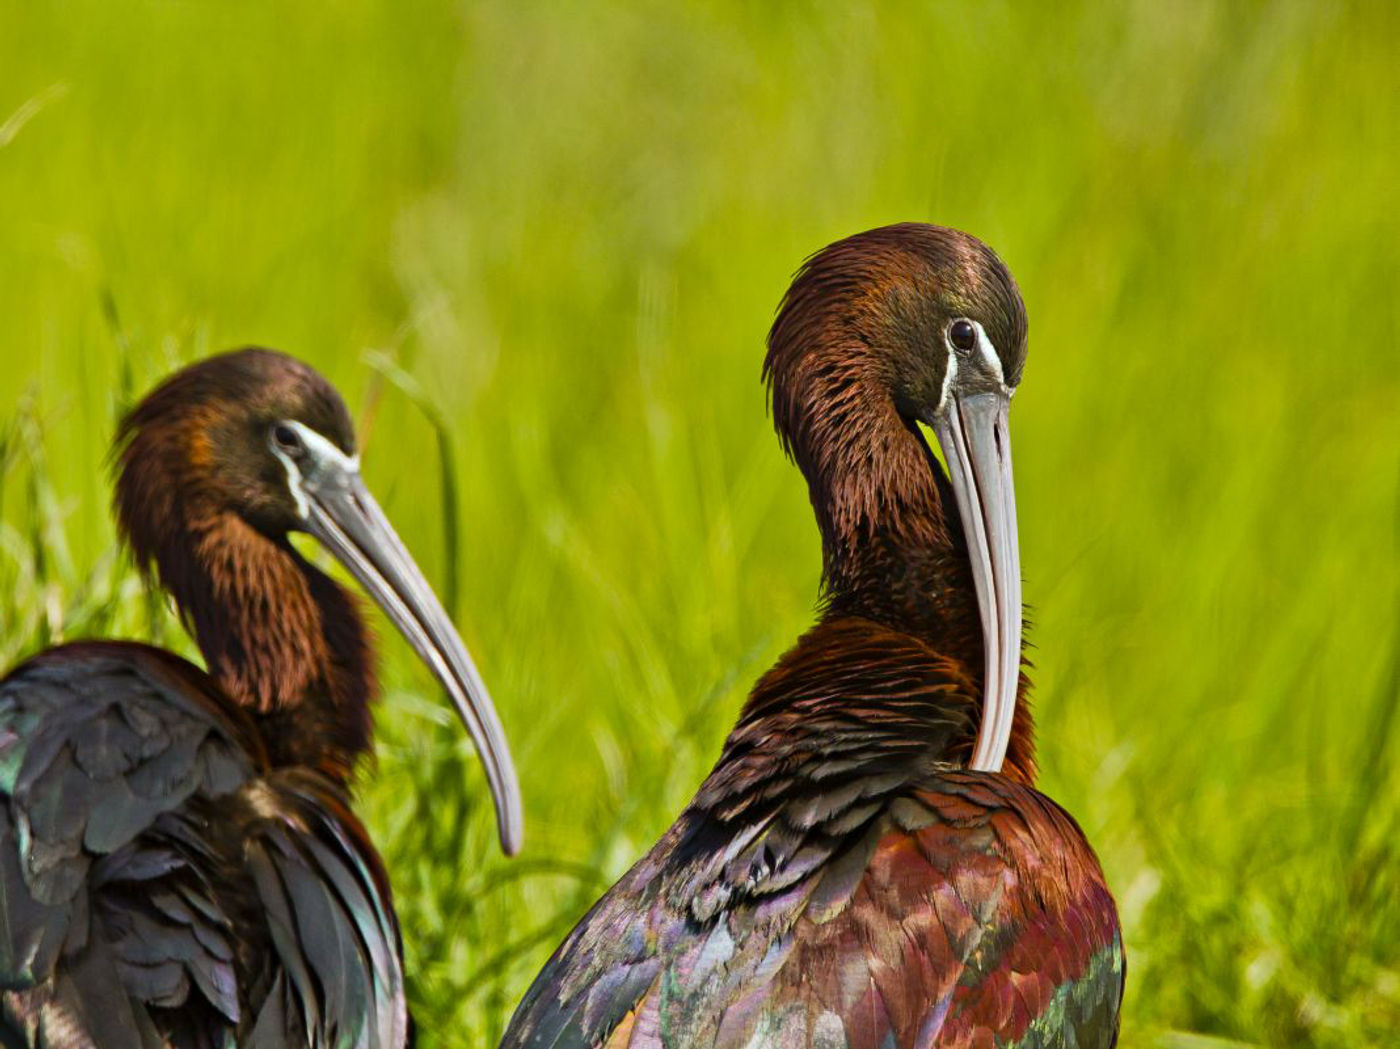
[504,225,1122,1049]
[0,350,521,1049]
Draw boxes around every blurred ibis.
[504,225,1122,1048]
[0,348,521,1048]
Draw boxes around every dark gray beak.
[288,429,523,856]
[932,389,1021,773]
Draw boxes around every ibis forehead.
[938,250,1027,383]
[273,382,356,456]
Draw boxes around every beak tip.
[500,818,523,857]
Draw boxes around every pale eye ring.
[948,319,977,352]
[270,423,305,457]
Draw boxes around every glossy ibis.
[504,224,1122,1048]
[0,348,522,1048]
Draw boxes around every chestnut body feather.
[504,225,1122,1048]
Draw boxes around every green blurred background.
[1,2,1396,1046]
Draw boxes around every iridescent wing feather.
[509,778,1120,1049]
[0,642,408,1049]
[506,621,1122,1049]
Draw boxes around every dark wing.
[504,774,1122,1049]
[0,642,408,1049]
[0,643,257,1049]
[241,769,408,1049]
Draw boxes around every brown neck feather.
[778,348,982,656]
[154,507,376,780]
[112,354,376,781]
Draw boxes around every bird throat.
[172,511,377,778]
[809,407,976,653]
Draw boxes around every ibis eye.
[949,319,977,352]
[271,423,305,456]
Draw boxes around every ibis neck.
[791,396,1034,777]
[170,510,376,779]
[802,402,978,660]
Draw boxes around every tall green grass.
[1,2,1396,1046]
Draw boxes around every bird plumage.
[505,619,1119,1049]
[504,225,1122,1048]
[0,348,521,1048]
[0,643,407,1049]
[112,349,376,776]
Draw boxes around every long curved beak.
[932,390,1022,773]
[295,444,523,856]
